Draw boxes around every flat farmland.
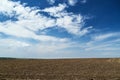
[0,58,120,80]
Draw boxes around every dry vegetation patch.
[0,58,120,80]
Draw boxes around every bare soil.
[0,58,120,80]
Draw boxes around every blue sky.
[0,0,120,58]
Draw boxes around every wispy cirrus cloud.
[84,32,120,51]
[93,32,120,41]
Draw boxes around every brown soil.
[0,58,120,80]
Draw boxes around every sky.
[0,0,120,58]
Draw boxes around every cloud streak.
[93,32,120,41]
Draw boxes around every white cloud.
[0,0,16,16]
[42,4,92,35]
[47,0,55,5]
[0,21,68,42]
[84,32,120,51]
[0,0,92,38]
[42,4,67,16]
[0,0,98,58]
[68,0,78,6]
[28,42,73,54]
[93,32,120,41]
[0,39,30,47]
[85,40,120,51]
[56,15,92,35]
[0,0,69,42]
[68,0,87,6]
[0,38,75,58]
